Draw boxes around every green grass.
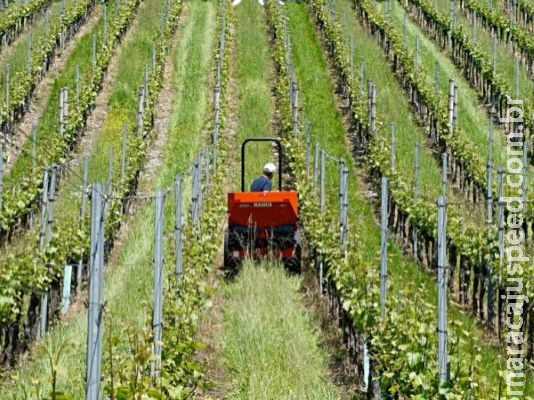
[234,0,278,191]
[0,1,217,397]
[374,2,506,165]
[218,262,340,400]
[207,4,340,397]
[286,3,524,395]
[0,0,81,96]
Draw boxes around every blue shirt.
[250,176,272,192]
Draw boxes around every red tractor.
[224,138,301,273]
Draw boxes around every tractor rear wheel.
[224,230,241,277]
[284,244,301,274]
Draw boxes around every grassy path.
[215,263,340,400]
[0,1,217,396]
[286,3,515,395]
[199,2,342,398]
[234,0,276,191]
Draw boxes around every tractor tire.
[223,230,241,277]
[284,243,301,274]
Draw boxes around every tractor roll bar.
[241,138,282,192]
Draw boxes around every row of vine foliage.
[394,0,534,231]
[0,0,96,144]
[0,0,50,41]
[100,2,234,398]
[316,0,533,346]
[399,0,533,154]
[0,0,172,367]
[376,0,534,216]
[349,0,507,209]
[265,1,496,397]
[507,0,534,31]
[458,0,534,75]
[0,0,100,241]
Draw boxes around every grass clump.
[219,261,340,400]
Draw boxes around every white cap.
[264,163,277,173]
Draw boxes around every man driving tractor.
[250,163,277,192]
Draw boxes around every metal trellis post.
[320,149,325,213]
[0,149,3,213]
[175,175,183,282]
[151,189,164,381]
[441,153,448,198]
[121,126,127,185]
[313,142,319,196]
[380,177,388,320]
[437,195,448,385]
[305,122,311,176]
[86,184,105,400]
[390,124,395,170]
